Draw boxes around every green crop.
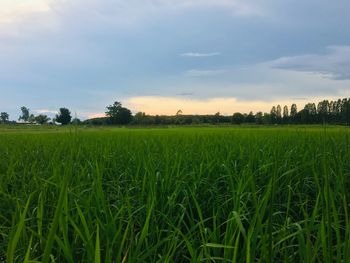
[0,126,350,262]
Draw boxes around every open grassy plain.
[1,126,350,262]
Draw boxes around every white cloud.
[34,109,57,114]
[268,46,350,80]
[181,52,221,57]
[185,69,228,77]
[0,0,49,24]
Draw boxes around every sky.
[1,0,350,120]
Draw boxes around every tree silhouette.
[0,112,9,123]
[232,112,245,124]
[19,106,30,122]
[55,108,72,125]
[283,105,289,123]
[106,101,133,124]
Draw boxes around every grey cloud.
[269,46,350,80]
[177,92,194,96]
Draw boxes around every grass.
[0,126,350,262]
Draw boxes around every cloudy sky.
[1,0,350,119]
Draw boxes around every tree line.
[86,98,350,126]
[0,107,77,125]
[1,97,350,125]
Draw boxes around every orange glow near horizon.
[87,95,349,119]
[125,96,322,116]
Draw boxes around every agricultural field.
[1,126,350,262]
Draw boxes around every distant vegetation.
[86,98,350,126]
[1,97,350,125]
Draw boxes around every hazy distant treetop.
[35,114,50,125]
[290,104,298,117]
[0,112,9,123]
[19,106,30,122]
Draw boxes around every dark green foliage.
[231,112,245,124]
[71,118,82,125]
[18,106,30,122]
[0,112,9,123]
[34,114,50,124]
[105,101,133,125]
[55,108,72,125]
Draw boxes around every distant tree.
[270,106,277,124]
[317,100,330,124]
[343,99,350,125]
[302,103,317,123]
[72,118,82,125]
[106,101,132,125]
[192,116,201,124]
[28,114,36,123]
[214,112,220,123]
[174,109,185,124]
[35,114,50,124]
[232,112,245,124]
[133,112,155,125]
[276,105,282,123]
[283,105,289,119]
[55,108,72,125]
[19,106,30,122]
[276,105,282,118]
[246,111,255,123]
[134,112,146,124]
[304,103,317,115]
[290,104,297,117]
[270,106,277,115]
[255,112,263,124]
[176,109,183,116]
[262,113,272,124]
[290,104,298,123]
[0,112,9,123]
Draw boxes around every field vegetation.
[1,126,350,262]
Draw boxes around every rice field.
[1,126,350,262]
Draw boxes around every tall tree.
[283,105,289,119]
[19,106,30,122]
[304,103,317,115]
[301,103,317,123]
[255,112,263,124]
[270,106,277,124]
[317,100,330,124]
[342,99,350,125]
[0,112,9,123]
[276,105,282,118]
[290,104,297,117]
[276,105,282,124]
[55,108,72,125]
[106,101,133,125]
[290,104,297,123]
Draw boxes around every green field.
[1,126,350,262]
